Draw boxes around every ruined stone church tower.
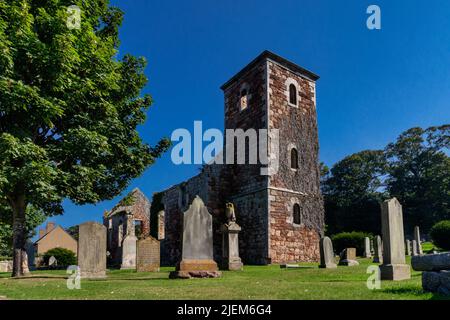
[157,51,324,266]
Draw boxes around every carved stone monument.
[338,248,359,266]
[121,212,137,270]
[364,237,372,258]
[373,235,383,264]
[406,239,412,256]
[136,236,160,272]
[220,203,243,271]
[412,253,450,296]
[379,198,411,281]
[157,210,165,240]
[78,222,107,279]
[414,226,423,255]
[169,196,221,279]
[319,237,337,269]
[411,240,419,256]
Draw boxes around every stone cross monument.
[379,198,411,281]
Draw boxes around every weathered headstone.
[414,226,423,255]
[0,261,13,273]
[379,198,411,281]
[411,240,419,256]
[406,239,412,256]
[78,222,107,279]
[136,237,160,272]
[220,203,243,271]
[22,250,30,274]
[319,237,337,269]
[157,210,165,240]
[169,196,221,279]
[412,253,450,296]
[412,252,450,271]
[338,248,359,266]
[48,256,57,267]
[121,213,137,270]
[280,264,301,269]
[364,237,372,258]
[25,240,35,268]
[373,235,383,264]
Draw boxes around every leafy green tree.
[65,225,79,241]
[385,125,450,233]
[0,1,169,276]
[322,150,387,235]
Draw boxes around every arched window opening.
[240,87,249,111]
[289,83,297,105]
[293,204,301,225]
[291,148,299,169]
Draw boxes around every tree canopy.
[323,125,449,236]
[0,0,169,276]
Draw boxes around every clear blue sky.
[34,0,450,237]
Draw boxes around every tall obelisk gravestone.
[379,198,411,281]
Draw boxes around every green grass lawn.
[0,257,448,300]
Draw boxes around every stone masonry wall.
[222,58,270,264]
[267,60,324,263]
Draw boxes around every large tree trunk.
[10,194,27,277]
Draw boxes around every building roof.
[34,225,77,245]
[220,50,320,91]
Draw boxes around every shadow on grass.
[383,287,450,300]
[382,287,425,296]
[10,275,68,280]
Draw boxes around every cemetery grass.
[0,257,448,300]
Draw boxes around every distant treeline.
[321,124,449,237]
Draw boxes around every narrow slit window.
[293,204,301,225]
[291,148,299,169]
[289,84,297,105]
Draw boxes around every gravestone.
[158,210,165,240]
[379,198,411,281]
[220,203,243,271]
[48,256,57,267]
[414,226,423,255]
[22,250,30,274]
[411,240,419,256]
[319,237,337,269]
[121,213,137,270]
[169,196,221,279]
[373,235,383,264]
[280,264,301,269]
[78,222,107,279]
[25,240,35,268]
[406,240,412,256]
[0,261,12,273]
[338,248,359,266]
[136,237,160,272]
[364,237,372,258]
[412,253,450,296]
